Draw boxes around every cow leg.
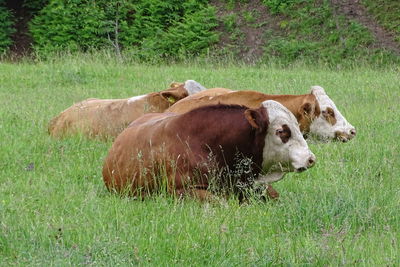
[253,172,285,200]
[251,184,279,201]
[174,187,215,201]
[266,185,279,200]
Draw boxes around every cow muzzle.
[335,128,356,142]
[294,153,316,173]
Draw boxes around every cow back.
[167,90,320,133]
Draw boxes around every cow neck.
[126,92,165,113]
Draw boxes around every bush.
[29,0,219,60]
[30,0,109,54]
[0,0,15,54]
[23,0,49,15]
[137,6,219,60]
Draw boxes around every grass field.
[0,56,399,265]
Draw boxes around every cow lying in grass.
[167,85,356,142]
[48,80,206,140]
[102,101,315,200]
[165,85,356,198]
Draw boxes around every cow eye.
[276,125,291,143]
[322,107,337,125]
[323,108,334,117]
[323,107,335,117]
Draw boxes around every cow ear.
[160,92,179,104]
[300,102,313,116]
[169,82,183,88]
[160,90,188,103]
[244,109,262,130]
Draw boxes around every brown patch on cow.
[276,124,291,143]
[322,107,337,125]
[295,95,321,133]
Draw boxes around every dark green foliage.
[2,0,397,64]
[29,0,219,59]
[23,0,49,15]
[0,0,15,54]
[29,0,109,53]
[261,0,380,65]
[140,6,219,59]
[119,1,218,60]
[262,0,297,14]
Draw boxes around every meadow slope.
[0,58,399,265]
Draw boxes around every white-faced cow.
[165,85,355,198]
[167,85,356,142]
[48,80,206,140]
[102,100,315,200]
[309,86,356,142]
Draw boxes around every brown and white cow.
[48,80,206,140]
[166,88,321,135]
[102,100,315,200]
[166,86,356,142]
[309,86,356,142]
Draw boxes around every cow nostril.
[296,167,307,172]
[350,129,356,136]
[308,158,315,166]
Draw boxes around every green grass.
[1,56,399,265]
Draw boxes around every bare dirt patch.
[330,0,400,54]
[211,0,281,63]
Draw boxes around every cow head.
[160,80,206,104]
[309,86,356,142]
[261,100,316,172]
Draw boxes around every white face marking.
[184,80,207,95]
[309,86,356,141]
[127,94,146,104]
[261,100,316,173]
